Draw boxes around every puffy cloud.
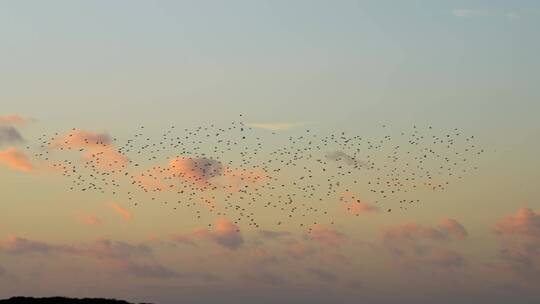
[169,156,223,188]
[51,130,128,170]
[192,218,244,250]
[111,203,132,221]
[440,218,468,239]
[53,130,112,148]
[494,208,540,279]
[381,218,468,270]
[383,218,468,243]
[494,208,540,238]
[132,157,268,195]
[246,122,303,131]
[0,147,33,172]
[0,127,24,146]
[0,236,195,280]
[305,224,347,248]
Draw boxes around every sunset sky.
[1,1,540,304]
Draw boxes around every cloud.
[192,218,244,250]
[78,239,151,260]
[243,272,287,286]
[0,236,57,254]
[53,130,112,148]
[0,236,203,280]
[249,247,279,265]
[339,192,379,215]
[305,224,347,248]
[0,147,33,172]
[452,9,491,17]
[326,151,368,168]
[74,213,103,226]
[285,240,316,260]
[306,268,338,283]
[258,230,292,240]
[0,127,24,146]
[111,203,132,221]
[0,114,33,125]
[220,167,268,193]
[383,218,468,243]
[381,218,468,270]
[246,122,303,131]
[170,234,197,246]
[169,156,223,188]
[494,207,540,279]
[440,218,468,239]
[451,8,530,20]
[51,130,128,170]
[122,262,179,279]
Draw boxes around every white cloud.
[247,122,304,131]
[452,9,491,18]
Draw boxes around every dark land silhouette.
[0,297,152,304]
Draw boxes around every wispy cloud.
[0,147,33,172]
[247,122,304,131]
[111,203,132,221]
[452,9,491,18]
[451,8,535,20]
[0,114,33,125]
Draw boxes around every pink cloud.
[0,235,54,254]
[220,167,268,192]
[339,192,379,215]
[494,208,540,238]
[0,147,33,172]
[381,218,468,270]
[51,130,128,171]
[494,207,540,279]
[0,114,33,125]
[111,203,132,221]
[191,218,244,250]
[383,218,468,242]
[169,156,223,189]
[440,217,468,239]
[305,224,347,247]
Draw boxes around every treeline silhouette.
[0,297,152,304]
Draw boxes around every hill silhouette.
[0,297,152,304]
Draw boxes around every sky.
[1,1,540,303]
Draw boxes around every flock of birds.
[28,116,485,229]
